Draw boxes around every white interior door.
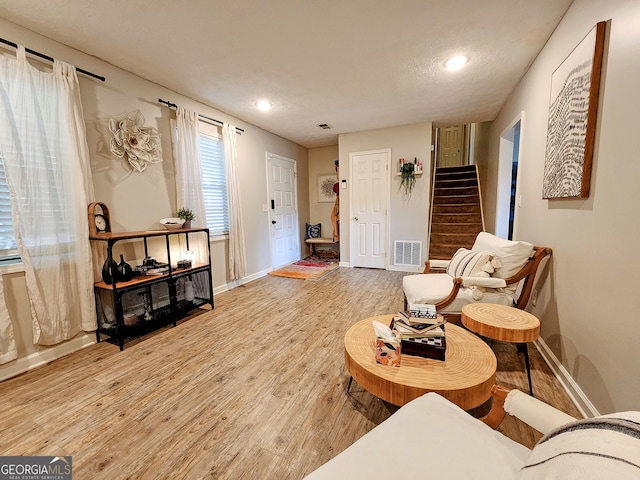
[267,153,299,268]
[350,149,390,269]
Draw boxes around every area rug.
[268,255,339,280]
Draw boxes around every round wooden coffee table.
[344,314,497,409]
[462,303,540,395]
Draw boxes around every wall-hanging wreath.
[109,110,162,172]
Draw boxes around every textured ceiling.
[0,0,573,148]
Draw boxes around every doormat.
[268,256,339,280]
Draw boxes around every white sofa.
[305,387,640,479]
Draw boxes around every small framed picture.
[317,174,338,203]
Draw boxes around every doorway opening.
[434,124,475,167]
[496,114,523,239]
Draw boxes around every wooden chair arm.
[480,384,511,429]
[434,277,463,311]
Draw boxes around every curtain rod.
[158,98,244,134]
[0,37,105,82]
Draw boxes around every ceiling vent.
[318,123,332,130]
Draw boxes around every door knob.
[354,217,359,221]
[271,220,276,224]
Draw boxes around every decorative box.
[376,337,401,367]
[400,335,446,361]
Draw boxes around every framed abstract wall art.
[542,21,606,199]
[317,174,338,203]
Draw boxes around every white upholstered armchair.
[403,232,552,318]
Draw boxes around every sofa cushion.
[304,392,530,480]
[446,248,494,278]
[472,232,534,280]
[518,411,640,479]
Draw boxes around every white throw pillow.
[446,248,493,278]
[472,232,534,279]
[518,411,640,479]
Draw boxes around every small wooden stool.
[462,303,540,396]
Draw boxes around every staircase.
[428,165,484,264]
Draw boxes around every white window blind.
[199,133,229,235]
[0,153,19,260]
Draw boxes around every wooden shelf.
[395,171,423,176]
[91,228,213,350]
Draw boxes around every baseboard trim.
[212,267,271,295]
[387,265,423,273]
[0,334,95,382]
[533,337,599,418]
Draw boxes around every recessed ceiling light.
[256,100,272,111]
[445,55,469,71]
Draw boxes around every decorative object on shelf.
[116,255,133,282]
[399,158,417,199]
[183,250,196,264]
[160,217,185,230]
[184,277,195,302]
[317,173,338,203]
[175,207,195,228]
[88,202,111,235]
[101,249,117,285]
[108,109,162,172]
[543,21,605,199]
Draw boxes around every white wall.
[338,123,432,269]
[487,0,640,412]
[0,17,308,378]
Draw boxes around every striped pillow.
[446,248,493,278]
[518,411,640,479]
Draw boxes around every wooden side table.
[461,304,540,396]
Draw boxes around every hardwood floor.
[0,267,581,479]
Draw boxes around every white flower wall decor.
[109,110,162,172]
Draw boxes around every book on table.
[394,319,446,337]
[398,310,440,326]
[390,317,447,361]
[407,303,437,319]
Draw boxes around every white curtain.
[175,107,208,263]
[223,124,247,280]
[0,46,96,351]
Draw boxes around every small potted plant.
[400,162,416,199]
[176,207,195,228]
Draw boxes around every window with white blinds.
[199,132,229,235]
[0,153,19,261]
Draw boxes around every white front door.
[267,153,299,268]
[350,149,390,269]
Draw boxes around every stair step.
[435,168,478,181]
[434,178,478,188]
[432,214,483,225]
[432,204,482,214]
[431,232,478,243]
[436,165,477,174]
[430,222,484,234]
[434,186,479,196]
[429,244,473,258]
[433,195,480,205]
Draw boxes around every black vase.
[116,254,133,282]
[101,250,117,285]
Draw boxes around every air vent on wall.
[394,240,422,267]
[318,123,332,129]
